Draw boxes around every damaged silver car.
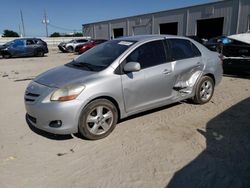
[25,35,223,140]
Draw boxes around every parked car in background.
[204,36,228,52]
[25,35,222,140]
[203,33,250,74]
[186,35,204,44]
[0,38,48,58]
[222,33,250,74]
[75,39,107,54]
[58,38,90,53]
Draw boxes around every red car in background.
[75,39,107,54]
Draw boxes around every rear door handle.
[163,69,172,74]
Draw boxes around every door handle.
[163,69,171,74]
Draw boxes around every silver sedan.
[25,35,223,140]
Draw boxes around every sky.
[0,0,216,37]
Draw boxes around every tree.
[73,32,83,37]
[50,32,61,37]
[2,30,19,37]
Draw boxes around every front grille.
[25,92,40,103]
[27,114,37,124]
[26,92,40,97]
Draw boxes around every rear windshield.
[68,40,136,71]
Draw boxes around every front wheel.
[78,99,118,140]
[2,52,11,59]
[193,76,214,104]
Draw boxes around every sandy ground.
[0,50,250,188]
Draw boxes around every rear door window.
[26,39,35,45]
[167,39,201,61]
[126,40,167,69]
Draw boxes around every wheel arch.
[204,73,215,85]
[85,96,121,120]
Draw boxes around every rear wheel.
[193,76,214,104]
[35,49,44,57]
[78,99,118,140]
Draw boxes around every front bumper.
[25,99,83,135]
[58,45,67,52]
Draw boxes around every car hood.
[228,33,250,44]
[34,65,95,88]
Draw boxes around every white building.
[82,0,250,39]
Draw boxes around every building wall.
[82,0,250,39]
[238,0,250,33]
[94,23,110,39]
[187,0,235,36]
[153,9,186,35]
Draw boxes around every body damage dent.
[173,63,204,95]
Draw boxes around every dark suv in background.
[0,38,48,58]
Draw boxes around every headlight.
[50,84,85,101]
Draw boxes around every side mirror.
[124,62,141,72]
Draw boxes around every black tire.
[2,52,11,59]
[66,46,74,53]
[78,99,118,140]
[35,49,44,57]
[193,76,214,104]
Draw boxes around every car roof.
[114,35,190,42]
[15,38,41,41]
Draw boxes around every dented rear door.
[166,39,204,96]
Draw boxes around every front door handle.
[163,69,171,74]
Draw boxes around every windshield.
[68,40,136,71]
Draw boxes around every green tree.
[50,32,61,37]
[73,32,83,37]
[2,30,19,37]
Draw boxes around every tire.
[193,76,214,104]
[66,46,74,53]
[2,52,11,59]
[35,49,44,57]
[78,99,118,140]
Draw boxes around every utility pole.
[18,24,22,37]
[20,10,25,37]
[42,10,49,37]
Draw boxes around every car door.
[166,39,204,93]
[25,39,36,56]
[121,40,175,113]
[10,40,27,57]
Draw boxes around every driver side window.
[126,40,167,69]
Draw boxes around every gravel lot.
[0,50,250,188]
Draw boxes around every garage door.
[197,17,224,39]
